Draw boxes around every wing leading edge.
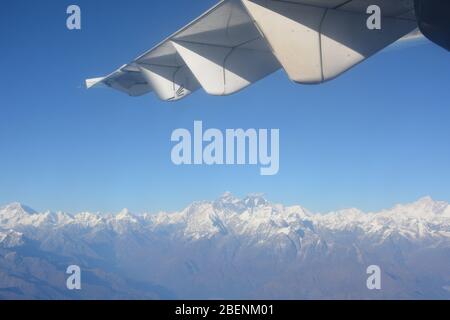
[86,0,419,101]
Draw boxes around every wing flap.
[93,69,153,97]
[170,0,280,95]
[242,0,417,83]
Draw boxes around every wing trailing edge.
[87,0,420,101]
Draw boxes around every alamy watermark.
[66,265,82,290]
[65,4,381,31]
[171,121,279,176]
[66,5,81,30]
[366,5,382,30]
[366,265,382,290]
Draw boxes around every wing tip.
[85,77,106,89]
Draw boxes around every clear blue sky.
[0,0,449,214]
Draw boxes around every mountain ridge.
[0,194,449,299]
[1,194,449,241]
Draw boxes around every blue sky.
[0,0,449,214]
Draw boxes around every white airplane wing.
[87,0,419,101]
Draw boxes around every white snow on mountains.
[1,194,449,243]
[0,230,24,249]
[0,194,449,299]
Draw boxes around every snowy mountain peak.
[417,196,434,204]
[1,202,37,216]
[243,193,268,208]
[117,208,133,219]
[218,191,236,201]
[114,209,139,228]
[73,212,103,228]
[410,196,440,210]
[213,193,271,214]
[388,196,448,217]
[213,193,245,213]
[215,192,241,205]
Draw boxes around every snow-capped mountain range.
[1,194,449,299]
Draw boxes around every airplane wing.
[87,0,420,101]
